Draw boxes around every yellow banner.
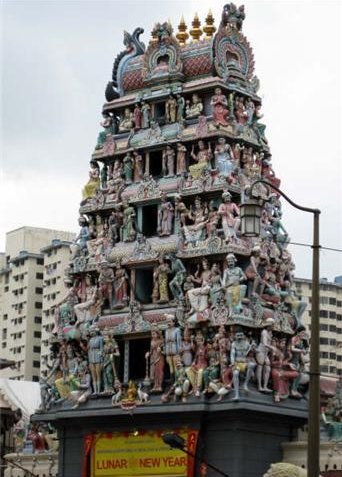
[91,430,196,477]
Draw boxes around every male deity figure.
[256,318,275,392]
[222,254,247,315]
[230,330,256,400]
[218,191,240,242]
[169,255,186,301]
[164,314,182,381]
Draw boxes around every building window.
[36,272,44,279]
[34,316,42,324]
[2,342,6,349]
[337,300,342,308]
[35,302,42,309]
[329,325,336,333]
[33,346,41,353]
[329,297,337,305]
[320,338,329,345]
[330,353,336,360]
[320,324,328,331]
[33,360,40,368]
[36,258,44,265]
[320,310,328,318]
[32,375,39,382]
[34,331,41,338]
[35,287,43,294]
[329,311,336,319]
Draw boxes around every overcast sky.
[1,0,341,280]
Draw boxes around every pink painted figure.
[133,103,142,129]
[146,329,165,392]
[133,150,144,182]
[271,338,299,403]
[176,143,187,175]
[162,145,175,176]
[186,329,208,396]
[211,87,229,126]
[157,194,174,237]
[218,191,240,242]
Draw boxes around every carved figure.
[70,216,90,260]
[211,87,229,126]
[176,142,187,175]
[230,330,256,400]
[96,113,116,149]
[141,101,151,128]
[186,330,207,396]
[189,140,212,180]
[165,94,177,123]
[123,152,134,183]
[133,150,144,182]
[121,201,136,242]
[146,329,165,392]
[218,191,240,242]
[82,161,100,202]
[97,260,114,309]
[157,194,174,236]
[214,137,235,176]
[102,332,120,393]
[255,318,275,392]
[169,255,186,301]
[271,338,299,402]
[176,94,185,121]
[113,264,129,308]
[152,256,171,303]
[162,145,175,176]
[185,94,203,119]
[164,314,182,380]
[222,254,247,315]
[133,103,142,129]
[69,363,92,408]
[118,108,134,132]
[74,274,98,324]
[88,326,104,394]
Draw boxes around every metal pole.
[308,211,320,477]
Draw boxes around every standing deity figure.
[97,260,114,309]
[222,254,247,316]
[108,205,123,245]
[96,113,116,149]
[218,191,240,242]
[74,274,98,324]
[157,195,174,237]
[102,332,120,393]
[214,137,235,177]
[211,87,229,126]
[209,263,223,306]
[145,329,165,392]
[186,330,208,397]
[133,150,144,182]
[176,143,187,175]
[118,107,134,132]
[185,93,203,119]
[162,145,176,176]
[176,94,185,122]
[70,216,90,260]
[169,255,186,301]
[245,247,268,297]
[165,95,178,123]
[271,338,299,403]
[206,201,219,238]
[152,256,171,303]
[113,264,129,308]
[141,101,151,129]
[255,318,275,393]
[164,314,182,381]
[289,330,309,397]
[82,160,100,202]
[180,325,194,367]
[234,95,248,125]
[230,330,256,400]
[123,152,134,183]
[189,140,212,180]
[121,201,136,242]
[88,327,104,394]
[133,103,142,130]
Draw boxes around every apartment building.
[0,227,74,381]
[294,277,342,377]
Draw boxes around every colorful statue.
[162,145,175,176]
[189,140,212,179]
[185,93,203,119]
[157,194,174,236]
[102,332,120,393]
[214,137,235,176]
[96,113,116,149]
[121,201,136,242]
[255,318,275,392]
[133,150,144,182]
[164,314,182,380]
[74,274,98,324]
[133,103,142,129]
[218,191,240,242]
[123,152,134,183]
[222,254,247,315]
[152,256,171,303]
[271,337,299,402]
[186,330,208,396]
[145,328,165,392]
[70,216,90,260]
[169,255,186,301]
[176,142,187,175]
[165,94,177,123]
[230,330,256,400]
[141,101,151,128]
[176,94,185,121]
[211,87,229,126]
[82,160,100,202]
[88,326,104,394]
[118,107,134,132]
[97,259,114,309]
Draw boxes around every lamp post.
[162,433,231,477]
[241,179,321,477]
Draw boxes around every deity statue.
[180,325,194,367]
[186,258,212,317]
[118,107,134,132]
[165,94,177,123]
[162,356,190,403]
[102,332,120,393]
[206,201,219,238]
[113,264,129,308]
[88,326,104,394]
[157,194,174,237]
[189,140,212,180]
[176,142,187,175]
[230,330,256,400]
[152,256,171,303]
[255,318,275,392]
[123,152,134,183]
[133,103,142,130]
[182,196,208,245]
[176,94,185,122]
[222,254,247,315]
[164,314,182,381]
[82,160,100,203]
[141,101,151,129]
[97,259,114,309]
[133,150,144,182]
[271,337,299,402]
[169,255,186,301]
[214,137,235,177]
[121,201,136,242]
[108,205,123,245]
[100,164,108,189]
[70,216,90,260]
[218,191,240,242]
[288,329,309,397]
[162,145,175,176]
[234,95,248,125]
[210,87,229,126]
[186,94,203,119]
[96,113,116,149]
[186,329,208,396]
[145,328,165,392]
[245,247,268,297]
[209,263,223,306]
[69,363,92,408]
[74,274,98,324]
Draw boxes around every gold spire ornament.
[203,9,216,39]
[150,23,158,44]
[189,12,202,42]
[176,15,189,46]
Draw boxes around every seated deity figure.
[186,330,208,397]
[218,191,240,242]
[81,160,100,203]
[222,254,247,316]
[186,259,212,318]
[230,330,256,400]
[189,140,212,180]
[96,113,116,149]
[185,94,203,119]
[118,108,134,132]
[182,196,208,245]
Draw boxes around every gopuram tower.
[37,5,309,477]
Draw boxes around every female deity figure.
[176,143,187,175]
[118,108,134,132]
[145,329,165,392]
[271,338,299,403]
[185,93,203,119]
[218,191,240,242]
[186,330,208,397]
[162,145,175,176]
[209,263,223,306]
[165,95,177,123]
[176,94,185,121]
[189,140,212,179]
[206,201,219,238]
[182,196,208,245]
[123,152,134,183]
[214,137,235,177]
[141,101,151,129]
[88,327,104,394]
[82,160,100,203]
[133,103,142,130]
[210,87,229,126]
[152,256,171,303]
[157,195,174,237]
[222,254,247,315]
[102,332,120,393]
[133,150,144,182]
[74,274,98,324]
[121,201,136,242]
[113,264,129,308]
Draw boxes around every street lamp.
[162,433,231,477]
[241,179,321,477]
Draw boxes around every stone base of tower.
[34,391,307,477]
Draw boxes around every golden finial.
[189,12,202,42]
[151,23,158,44]
[203,9,216,39]
[176,15,189,46]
